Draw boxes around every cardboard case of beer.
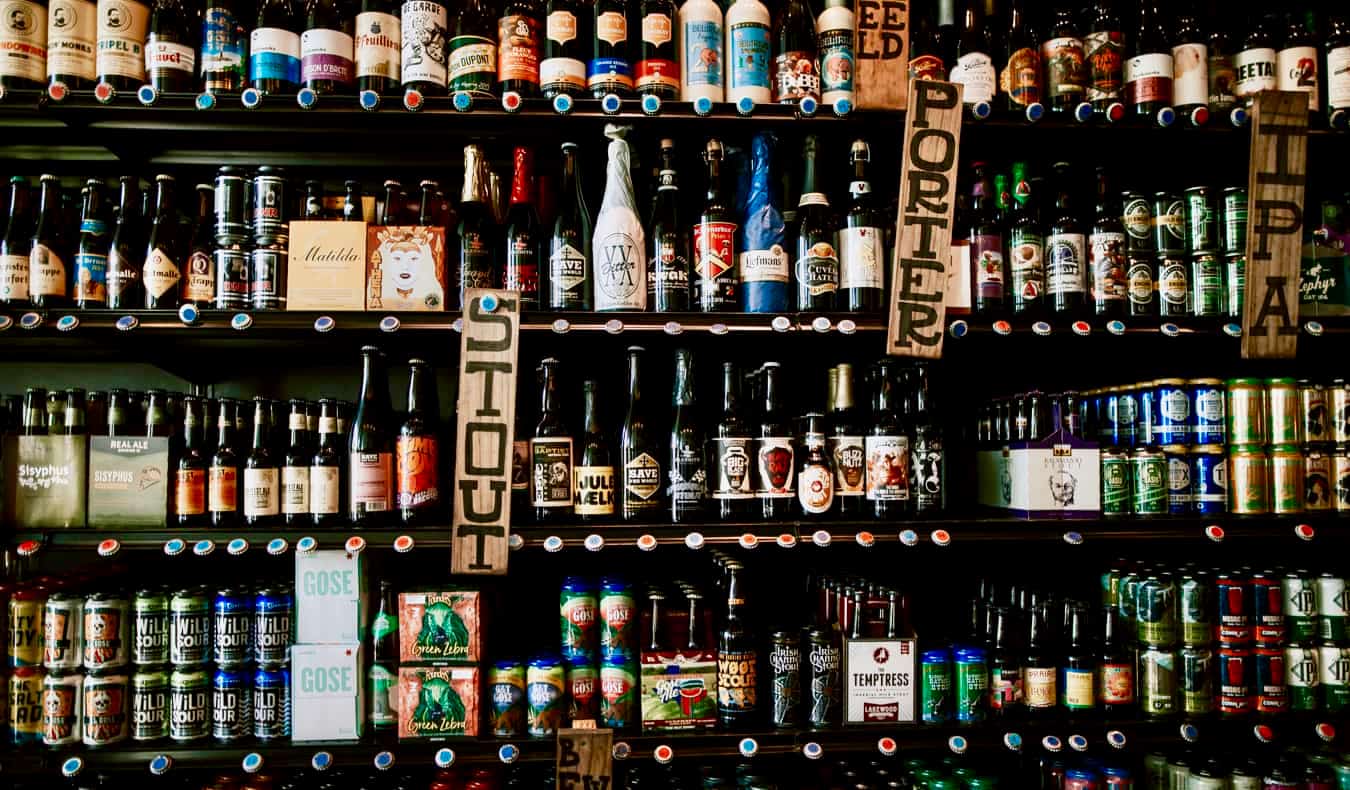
[296,549,368,644]
[398,665,480,738]
[639,649,717,732]
[87,436,170,528]
[365,226,448,311]
[976,430,1101,518]
[843,633,918,724]
[286,220,369,311]
[399,590,482,664]
[292,643,365,741]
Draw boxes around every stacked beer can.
[213,166,290,312]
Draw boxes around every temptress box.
[975,430,1101,518]
[639,650,717,732]
[3,435,87,529]
[365,226,448,311]
[286,220,369,311]
[398,665,480,738]
[292,643,365,741]
[87,436,169,528]
[295,549,367,644]
[399,591,482,664]
[843,635,918,724]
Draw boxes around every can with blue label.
[1154,379,1191,445]
[1190,379,1226,445]
[211,666,251,743]
[253,587,293,668]
[920,649,951,724]
[1190,445,1227,515]
[1138,383,1157,446]
[212,589,252,668]
[1163,445,1192,514]
[526,655,565,737]
[1108,387,1140,448]
[490,660,526,737]
[953,648,987,723]
[252,666,290,740]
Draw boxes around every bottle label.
[531,437,572,508]
[798,461,833,514]
[864,434,909,501]
[817,24,853,100]
[650,233,690,297]
[0,254,28,302]
[587,55,632,91]
[460,230,494,291]
[549,241,588,298]
[369,664,398,726]
[913,432,942,511]
[142,247,180,299]
[400,1,447,86]
[309,466,340,514]
[1024,666,1056,708]
[371,611,397,644]
[971,233,1004,301]
[505,235,539,297]
[449,35,495,93]
[710,437,753,499]
[999,46,1041,107]
[908,53,945,82]
[669,443,706,508]
[839,226,882,290]
[300,27,354,85]
[249,27,300,84]
[637,56,678,93]
[540,56,585,93]
[950,51,994,104]
[200,5,244,89]
[1277,45,1318,111]
[828,434,864,496]
[350,451,393,513]
[641,11,671,46]
[1122,197,1152,243]
[29,243,67,298]
[48,0,96,80]
[1063,667,1094,709]
[281,465,309,514]
[1208,51,1235,107]
[1041,36,1087,98]
[623,451,661,504]
[1160,256,1188,307]
[594,227,644,310]
[395,434,439,509]
[96,0,147,80]
[682,19,721,88]
[146,37,193,76]
[183,250,214,302]
[1124,52,1171,106]
[595,9,625,44]
[729,21,769,89]
[1083,29,1122,101]
[1171,42,1207,106]
[1330,46,1350,109]
[498,14,539,84]
[1089,231,1126,303]
[717,649,757,713]
[773,50,819,102]
[693,220,737,285]
[208,466,237,513]
[174,468,206,516]
[990,666,1023,710]
[757,436,794,497]
[573,464,615,515]
[795,241,839,297]
[0,0,45,81]
[1046,232,1086,296]
[739,245,788,284]
[354,11,399,80]
[243,467,279,517]
[74,253,108,304]
[511,439,530,493]
[547,9,575,43]
[1099,662,1134,705]
[1009,230,1043,305]
[1234,47,1276,98]
[1128,258,1154,305]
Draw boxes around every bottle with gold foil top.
[176,396,208,528]
[397,359,440,525]
[456,144,497,309]
[829,364,865,517]
[182,184,215,308]
[497,0,540,97]
[636,0,677,98]
[574,379,615,522]
[589,0,633,97]
[592,125,646,311]
[74,179,110,310]
[141,174,182,310]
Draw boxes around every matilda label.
[96,0,147,80]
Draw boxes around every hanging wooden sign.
[556,727,613,790]
[854,0,910,110]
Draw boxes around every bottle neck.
[798,138,823,206]
[834,366,855,412]
[686,593,702,649]
[762,367,781,419]
[582,383,601,435]
[216,404,234,448]
[510,148,534,206]
[647,594,664,651]
[462,147,488,205]
[539,364,560,415]
[720,364,740,415]
[359,351,388,415]
[182,402,203,449]
[627,352,642,406]
[252,403,270,450]
[725,569,746,622]
[152,180,175,223]
[406,365,435,419]
[317,402,340,448]
[37,181,61,228]
[673,354,694,407]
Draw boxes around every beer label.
[594,228,644,310]
[798,461,833,514]
[637,55,678,93]
[999,46,1041,107]
[757,437,794,497]
[546,9,575,43]
[29,243,67,298]
[355,11,399,80]
[141,247,180,298]
[249,26,300,84]
[669,442,706,507]
[1171,42,1207,106]
[549,242,587,296]
[806,640,841,724]
[74,253,108,304]
[694,220,736,284]
[300,27,354,86]
[449,35,495,93]
[369,664,398,727]
[864,435,909,501]
[505,232,540,297]
[1063,667,1094,709]
[710,437,754,499]
[208,466,237,512]
[795,241,838,297]
[174,468,206,515]
[242,467,279,517]
[908,53,945,82]
[350,451,392,513]
[1041,36,1087,97]
[1208,50,1235,107]
[595,9,625,44]
[531,437,572,508]
[281,465,309,514]
[0,253,30,301]
[309,466,340,514]
[729,20,769,89]
[400,1,447,86]
[396,434,439,510]
[1024,666,1056,708]
[573,465,615,515]
[182,250,213,302]
[1084,29,1122,101]
[460,230,494,292]
[817,22,852,101]
[1009,229,1043,304]
[48,0,96,80]
[1330,46,1350,109]
[498,14,539,84]
[717,649,757,713]
[511,439,530,493]
[1234,47,1276,98]
[990,666,1022,710]
[829,435,864,496]
[773,49,819,102]
[540,54,585,92]
[683,19,721,88]
[1160,257,1188,307]
[1127,258,1154,306]
[1277,45,1318,111]
[1089,231,1126,303]
[145,36,193,75]
[740,245,788,284]
[971,233,1004,302]
[623,451,661,503]
[1099,662,1133,704]
[641,12,670,46]
[839,227,882,290]
[587,54,632,91]
[1124,52,1171,105]
[1122,197,1152,245]
[912,432,943,511]
[201,5,244,88]
[650,231,689,298]
[96,0,147,80]
[0,0,46,81]
[768,641,800,725]
[1046,232,1086,296]
[950,51,994,104]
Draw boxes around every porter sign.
[451,289,521,575]
[887,78,963,359]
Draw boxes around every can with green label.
[1180,572,1213,646]
[1284,571,1319,643]
[599,657,636,729]
[1268,378,1302,445]
[1137,576,1178,647]
[1225,253,1246,319]
[1222,187,1247,253]
[1227,379,1268,446]
[1191,252,1223,316]
[1181,645,1214,715]
[1285,645,1320,712]
[1101,448,1131,516]
[1319,644,1349,712]
[1319,573,1348,643]
[1270,444,1304,515]
[920,650,951,724]
[598,578,635,662]
[953,648,987,723]
[1229,446,1270,515]
[1140,645,1177,716]
[1131,448,1167,515]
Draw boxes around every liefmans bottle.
[97,0,150,90]
[968,161,1006,318]
[589,0,633,98]
[669,348,705,523]
[694,138,737,312]
[772,0,817,105]
[397,359,440,524]
[756,361,794,519]
[1171,1,1209,126]
[739,131,787,313]
[146,0,196,92]
[1124,0,1172,124]
[710,360,753,519]
[251,0,302,95]
[141,174,181,309]
[636,0,677,99]
[1041,3,1089,119]
[29,174,70,310]
[575,379,615,522]
[621,346,662,521]
[548,142,592,310]
[1046,162,1086,317]
[829,364,865,516]
[504,146,541,309]
[649,138,691,311]
[301,0,356,95]
[717,561,757,729]
[793,135,837,311]
[678,0,721,103]
[73,179,109,310]
[497,0,541,97]
[1089,166,1126,319]
[349,345,395,526]
[1084,0,1123,120]
[531,357,573,523]
[400,0,447,94]
[354,0,399,94]
[449,0,496,96]
[0,177,31,308]
[540,0,585,98]
[48,0,98,90]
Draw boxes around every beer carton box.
[295,549,367,644]
[399,590,482,664]
[639,650,717,732]
[3,435,87,529]
[365,226,448,311]
[843,634,918,724]
[398,665,480,739]
[291,643,365,741]
[976,430,1101,518]
[87,436,170,528]
[1300,228,1350,316]
[286,220,369,311]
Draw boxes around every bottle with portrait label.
[756,361,795,519]
[798,413,834,518]
[815,0,852,107]
[97,0,150,89]
[0,0,47,90]
[48,0,97,89]
[1089,167,1126,318]
[1041,4,1088,116]
[679,0,721,102]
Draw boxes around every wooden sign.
[450,288,521,575]
[886,78,963,359]
[1241,91,1308,359]
[854,0,909,109]
[556,727,613,790]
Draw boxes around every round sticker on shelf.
[1025,102,1044,121]
[137,85,157,106]
[947,736,968,755]
[452,91,473,112]
[971,100,991,119]
[684,532,704,550]
[359,90,380,110]
[812,316,831,333]
[551,318,571,334]
[735,96,755,115]
[692,96,714,116]
[1003,732,1022,752]
[434,748,455,768]
[1105,730,1126,749]
[193,539,216,556]
[240,88,262,108]
[543,536,564,553]
[1316,722,1336,741]
[992,320,1012,336]
[345,536,367,554]
[452,318,463,333]
[1160,322,1180,337]
[802,742,823,760]
[738,738,758,758]
[738,534,758,550]
[1041,735,1061,752]
[48,81,68,102]
[1253,724,1274,743]
[149,754,172,775]
[771,315,792,332]
[637,534,657,552]
[1305,320,1324,337]
[653,744,675,764]
[1105,320,1126,336]
[812,530,831,547]
[601,94,622,114]
[948,320,968,338]
[1068,735,1088,752]
[56,315,78,331]
[833,97,852,117]
[394,535,415,553]
[373,751,395,770]
[877,737,897,756]
[1032,321,1051,336]
[0,315,11,331]
[838,319,857,335]
[163,538,185,556]
[709,323,729,336]
[61,757,84,777]
[266,538,288,556]
[296,536,318,554]
[931,529,951,546]
[798,96,818,117]
[94,82,115,103]
[1295,524,1315,541]
[19,312,41,329]
[1062,531,1083,545]
[242,753,264,773]
[855,531,875,548]
[663,321,682,335]
[16,539,40,557]
[379,316,401,332]
[231,313,253,331]
[314,316,335,333]
[507,534,524,551]
[1071,320,1092,336]
[584,534,604,552]
[296,88,317,109]
[97,538,121,557]
[1205,525,1224,542]
[311,752,332,772]
[1223,323,1242,337]
[177,303,199,324]
[1179,723,1199,742]
[226,538,249,556]
[604,319,624,334]
[194,92,215,110]
[612,741,631,760]
[502,91,522,112]
[553,94,574,114]
[641,94,661,115]
[899,530,918,547]
[498,744,519,764]
[116,315,140,331]
[776,533,796,549]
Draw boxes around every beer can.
[42,671,82,746]
[1158,254,1190,316]
[1123,192,1155,252]
[1137,576,1178,647]
[1179,573,1213,646]
[1285,645,1320,712]
[1154,380,1191,444]
[953,648,987,723]
[1139,645,1177,716]
[526,655,565,737]
[920,649,951,723]
[1162,445,1192,515]
[1270,445,1304,514]
[598,577,635,663]
[1300,381,1329,442]
[1183,185,1217,253]
[1217,573,1252,645]
[1153,192,1186,253]
[42,592,83,672]
[1190,252,1223,316]
[214,245,250,310]
[169,667,209,743]
[1305,447,1333,511]
[1188,767,1229,790]
[81,671,128,747]
[9,666,42,744]
[1138,384,1157,446]
[1130,448,1167,515]
[1118,571,1141,628]
[768,630,801,728]
[9,588,47,668]
[1318,573,1348,643]
[1180,645,1214,715]
[1190,446,1227,515]
[560,578,598,664]
[252,666,290,740]
[1226,379,1267,445]
[805,628,841,728]
[1318,644,1349,712]
[566,662,598,723]
[1283,571,1319,643]
[1224,253,1245,319]
[1333,381,1350,442]
[1254,647,1287,713]
[1217,646,1252,715]
[1228,446,1269,515]
[211,666,251,742]
[213,166,249,242]
[170,588,211,666]
[1101,448,1131,516]
[1230,765,1262,790]
[599,656,636,730]
[1336,443,1350,513]
[212,588,252,667]
[131,668,169,741]
[1221,186,1247,253]
[1108,387,1141,449]
[251,166,288,242]
[1267,378,1302,445]
[489,661,525,738]
[1102,767,1132,788]
[249,244,288,311]
[1144,753,1168,787]
[1190,379,1226,445]
[1251,573,1286,646]
[82,594,130,671]
[253,586,293,667]
[132,589,169,667]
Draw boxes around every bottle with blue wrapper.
[739,132,788,314]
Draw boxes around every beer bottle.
[48,0,98,89]
[757,362,794,519]
[593,125,646,311]
[497,0,541,98]
[865,359,909,519]
[1171,1,1209,126]
[710,361,753,518]
[1022,600,1057,717]
[1098,606,1134,714]
[142,174,181,309]
[1089,167,1126,319]
[456,144,498,309]
[350,346,394,525]
[449,0,496,96]
[1041,3,1090,119]
[1234,12,1277,109]
[988,607,1023,717]
[208,398,240,527]
[910,363,943,515]
[1084,0,1123,120]
[907,1,947,82]
[47,389,65,435]
[62,389,84,437]
[354,0,399,95]
[29,174,70,310]
[969,162,1006,317]
[0,177,31,308]
[281,398,311,525]
[302,0,356,95]
[694,138,737,312]
[378,178,404,225]
[106,176,142,310]
[96,0,150,89]
[368,580,399,732]
[1124,0,1173,124]
[548,142,592,310]
[678,0,721,103]
[242,396,280,527]
[504,146,541,309]
[725,0,770,106]
[772,0,817,105]
[540,0,585,98]
[1329,12,1350,128]
[251,0,302,95]
[1008,162,1044,318]
[717,560,757,728]
[342,179,364,221]
[310,397,343,526]
[815,0,852,109]
[797,412,834,518]
[1061,602,1096,714]
[74,179,110,310]
[21,387,48,436]
[829,364,865,516]
[106,387,130,437]
[531,357,573,523]
[794,136,838,311]
[645,587,666,653]
[175,396,208,527]
[1046,162,1086,317]
[1000,0,1042,120]
[739,132,787,313]
[620,346,662,520]
[182,184,215,307]
[669,348,705,522]
[635,0,676,99]
[146,0,196,92]
[574,379,615,522]
[1207,15,1239,125]
[397,359,440,524]
[200,0,248,92]
[399,0,447,94]
[1277,7,1319,116]
[949,0,993,117]
[648,139,691,312]
[589,0,633,98]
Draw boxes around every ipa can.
[1267,378,1302,445]
[1284,572,1319,643]
[1285,645,1320,711]
[1318,573,1348,643]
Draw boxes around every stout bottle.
[756,361,794,518]
[531,357,572,523]
[865,360,909,519]
[449,0,495,95]
[282,398,311,524]
[669,348,704,522]
[910,363,944,514]
[147,0,197,92]
[354,0,400,94]
[497,0,541,97]
[456,144,497,308]
[251,0,302,94]
[350,345,394,525]
[106,176,142,310]
[1089,167,1126,318]
[589,0,633,98]
[74,180,110,310]
[694,139,736,311]
[1124,0,1172,123]
[621,346,662,520]
[841,141,883,312]
[1046,163,1086,316]
[575,379,615,522]
[794,135,836,311]
[310,398,343,525]
[302,0,356,94]
[829,364,865,516]
[772,0,817,104]
[717,561,757,728]
[175,396,208,527]
[709,361,753,519]
[142,174,181,309]
[636,0,677,98]
[0,177,31,307]
[548,142,591,310]
[397,359,440,524]
[208,398,240,527]
[540,0,585,97]
[504,146,541,308]
[0,0,45,89]
[740,131,787,313]
[968,162,1005,317]
[29,174,69,310]
[243,396,280,527]
[649,138,690,311]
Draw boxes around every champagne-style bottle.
[592,125,647,311]
[548,142,592,310]
[739,132,787,313]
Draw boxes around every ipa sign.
[854,0,909,110]
[451,289,521,575]
[887,78,963,359]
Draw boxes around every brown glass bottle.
[176,396,208,527]
[310,397,344,526]
[208,398,240,527]
[350,345,394,525]
[574,379,615,522]
[531,358,572,523]
[709,361,752,519]
[29,174,70,309]
[397,359,441,524]
[142,174,182,310]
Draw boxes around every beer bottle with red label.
[757,361,795,519]
[504,146,541,309]
[694,138,737,312]
[1084,0,1123,120]
[636,0,677,98]
[1000,0,1042,121]
[1124,1,1173,125]
[301,0,355,94]
[1277,7,1319,117]
[209,398,241,527]
[397,359,440,525]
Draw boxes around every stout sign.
[1242,91,1308,359]
[556,727,613,790]
[854,0,909,109]
[887,78,963,359]
[451,289,521,575]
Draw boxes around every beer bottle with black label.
[969,161,1006,317]
[208,398,240,527]
[710,361,753,519]
[911,363,943,514]
[589,0,632,98]
[74,179,110,310]
[397,359,440,524]
[282,398,311,525]
[349,345,394,525]
[793,135,837,311]
[449,0,496,96]
[575,379,615,522]
[1046,162,1086,317]
[1084,0,1123,119]
[29,174,69,310]
[1124,0,1172,124]
[0,177,31,308]
[649,138,690,311]
[141,174,181,309]
[504,146,541,309]
[497,0,541,97]
[182,184,215,307]
[1089,166,1126,318]
[310,398,343,526]
[669,348,705,522]
[621,346,662,520]
[1041,3,1089,119]
[531,357,573,523]
[243,396,280,527]
[548,142,592,310]
[1171,1,1209,126]
[540,0,585,98]
[693,138,736,312]
[354,0,399,95]
[147,0,197,92]
[176,395,208,527]
[828,364,865,516]
[718,560,757,728]
[757,361,794,519]
[301,0,356,94]
[456,144,497,309]
[772,0,817,104]
[1008,162,1045,318]
[379,178,404,224]
[106,176,141,310]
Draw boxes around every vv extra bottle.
[739,131,787,313]
[1088,166,1126,318]
[548,142,592,310]
[1123,0,1173,124]
[97,0,150,89]
[717,561,757,728]
[497,0,541,97]
[828,364,865,515]
[968,162,1006,317]
[793,134,837,311]
[449,0,495,96]
[105,176,141,309]
[649,138,691,311]
[310,397,343,526]
[575,379,615,522]
[1171,1,1209,126]
[456,144,497,308]
[840,143,884,312]
[1084,0,1123,120]
[669,348,705,522]
[756,361,794,518]
[694,138,737,311]
[710,361,753,518]
[252,0,302,94]
[540,0,584,98]
[592,125,646,311]
[504,146,541,308]
[397,359,440,524]
[1000,0,1042,120]
[350,345,394,525]
[142,173,181,309]
[47,0,98,89]
[589,0,633,98]
[1046,162,1086,317]
[949,0,994,117]
[73,179,110,309]
[636,0,677,98]
[865,360,909,519]
[620,346,662,520]
[772,0,817,105]
[301,0,356,94]
[725,0,770,106]
[243,396,281,527]
[29,174,69,310]
[531,357,573,523]
[0,177,31,307]
[678,0,722,103]
[146,0,196,92]
[1041,3,1089,119]
[354,0,400,94]
[400,0,447,94]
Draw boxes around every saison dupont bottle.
[756,361,794,519]
[497,0,541,98]
[449,0,495,96]
[620,346,662,520]
[0,177,31,308]
[96,0,150,90]
[968,162,1006,318]
[175,395,208,528]
[1234,12,1277,109]
[717,560,757,729]
[1046,163,1087,318]
[73,179,110,310]
[1124,0,1173,125]
[815,0,852,109]
[669,348,704,523]
[208,398,240,527]
[725,0,770,106]
[540,0,585,98]
[1008,162,1045,318]
[648,138,691,311]
[106,175,141,309]
[678,0,721,103]
[593,125,646,311]
[1084,0,1123,120]
[694,138,736,312]
[0,0,45,89]
[200,0,248,92]
[841,141,883,312]
[709,361,753,519]
[301,0,356,94]
[548,142,592,310]
[1329,12,1350,127]
[1000,0,1042,120]
[1171,1,1209,126]
[1041,3,1090,120]
[828,363,864,516]
[29,174,69,310]
[456,144,497,308]
[865,360,909,519]
[504,146,541,309]
[1089,167,1126,319]
[772,0,818,105]
[354,0,399,94]
[589,0,633,98]
[146,0,196,92]
[310,398,343,526]
[1277,7,1319,116]
[949,0,994,118]
[793,135,837,311]
[739,131,787,314]
[574,379,615,522]
[636,0,677,99]
[531,357,572,524]
[142,174,182,309]
[282,398,311,525]
[400,0,447,94]
[251,0,302,94]
[350,345,395,526]
[907,2,946,81]
[397,359,440,524]
[243,396,281,527]
[48,0,98,89]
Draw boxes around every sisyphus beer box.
[639,649,718,732]
[291,643,366,742]
[398,665,481,739]
[296,549,369,644]
[2,435,87,529]
[399,590,483,664]
[975,429,1102,518]
[843,633,918,725]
